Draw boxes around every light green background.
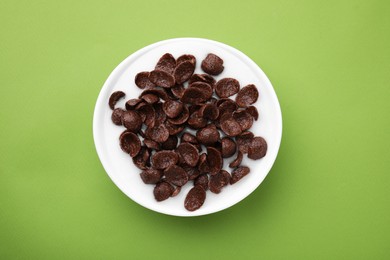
[1,0,389,259]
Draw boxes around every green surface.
[1,0,389,259]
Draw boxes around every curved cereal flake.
[180,86,208,105]
[181,133,198,144]
[188,73,216,86]
[149,70,175,88]
[151,150,179,170]
[189,82,213,100]
[245,106,259,121]
[135,72,156,89]
[154,182,174,201]
[220,116,241,137]
[184,185,206,211]
[109,91,125,110]
[155,53,176,74]
[164,165,188,186]
[140,169,163,184]
[167,105,189,125]
[163,100,184,119]
[233,110,254,131]
[199,103,219,120]
[119,131,141,157]
[121,110,142,133]
[153,103,167,125]
[201,53,224,75]
[136,103,155,128]
[132,147,151,170]
[196,124,220,145]
[164,121,184,135]
[215,78,240,98]
[230,166,250,184]
[194,174,209,191]
[209,170,230,194]
[141,93,159,104]
[206,147,223,175]
[174,61,195,84]
[145,124,169,143]
[177,54,196,66]
[176,143,199,167]
[236,131,254,153]
[248,137,267,160]
[182,165,201,181]
[221,137,237,158]
[161,135,178,150]
[229,151,243,168]
[198,153,210,173]
[143,139,160,150]
[236,84,259,107]
[140,88,170,101]
[125,98,143,110]
[111,108,124,125]
[171,84,185,99]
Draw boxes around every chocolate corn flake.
[201,53,224,75]
[109,91,125,110]
[184,185,206,211]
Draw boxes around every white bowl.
[93,38,282,216]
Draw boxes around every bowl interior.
[93,38,282,216]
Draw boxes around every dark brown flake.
[236,84,259,107]
[167,105,189,125]
[109,91,125,110]
[163,100,184,119]
[122,110,142,133]
[196,124,220,145]
[177,54,196,65]
[154,182,174,201]
[246,106,259,121]
[230,166,250,184]
[199,103,219,120]
[164,165,188,186]
[141,93,159,104]
[215,78,240,98]
[236,131,254,153]
[143,139,160,150]
[248,136,267,160]
[132,146,151,170]
[233,110,254,131]
[206,147,223,175]
[209,170,230,194]
[194,174,209,191]
[201,53,224,75]
[135,72,156,89]
[221,137,237,158]
[220,116,242,137]
[229,151,243,168]
[149,70,175,88]
[119,131,141,157]
[176,142,199,167]
[161,135,178,150]
[184,185,206,211]
[140,169,163,184]
[174,61,195,84]
[188,74,216,86]
[145,124,169,143]
[164,121,185,135]
[151,150,179,170]
[111,108,124,125]
[155,53,176,74]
